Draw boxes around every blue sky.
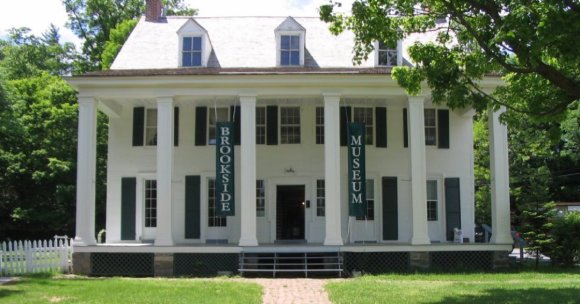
[0,0,352,46]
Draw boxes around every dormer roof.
[275,16,306,32]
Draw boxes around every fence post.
[25,240,33,273]
[0,242,4,276]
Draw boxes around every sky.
[0,0,353,46]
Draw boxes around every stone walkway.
[243,278,341,304]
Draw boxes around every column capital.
[78,96,97,105]
[407,95,428,104]
[156,96,174,104]
[239,94,257,104]
[322,92,341,102]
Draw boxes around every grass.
[326,270,580,304]
[0,274,262,304]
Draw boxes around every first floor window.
[145,108,157,146]
[427,180,438,221]
[353,107,373,145]
[144,179,157,227]
[356,179,374,220]
[208,107,229,145]
[280,107,301,144]
[208,179,227,227]
[424,109,437,146]
[315,107,324,144]
[256,180,265,217]
[316,179,325,216]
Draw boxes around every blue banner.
[216,122,235,216]
[348,123,366,217]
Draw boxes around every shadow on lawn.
[436,288,579,304]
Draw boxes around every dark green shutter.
[266,106,278,145]
[231,106,241,145]
[438,109,450,149]
[340,106,352,146]
[132,107,144,146]
[382,177,398,240]
[174,107,179,146]
[403,108,408,148]
[445,178,461,241]
[195,107,207,146]
[185,175,201,239]
[121,177,136,240]
[376,107,387,148]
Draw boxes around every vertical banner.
[348,122,367,217]
[216,122,235,216]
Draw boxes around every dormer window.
[280,35,300,66]
[275,17,306,67]
[378,41,398,67]
[182,37,202,67]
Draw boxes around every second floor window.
[145,109,157,146]
[424,109,437,146]
[208,107,229,145]
[316,107,324,144]
[378,41,397,66]
[280,107,301,144]
[281,35,300,66]
[182,37,202,67]
[353,107,374,145]
[256,107,266,145]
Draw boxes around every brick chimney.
[145,0,163,22]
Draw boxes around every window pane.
[145,109,157,146]
[208,108,229,145]
[290,36,299,49]
[183,37,192,51]
[427,180,437,200]
[317,179,325,217]
[192,52,202,66]
[281,36,290,49]
[145,179,157,228]
[425,128,437,146]
[208,179,227,227]
[256,180,265,217]
[182,53,192,66]
[424,109,436,127]
[192,37,202,50]
[290,51,299,65]
[281,51,289,65]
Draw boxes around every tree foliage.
[63,0,197,72]
[101,19,138,69]
[320,0,580,120]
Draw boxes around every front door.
[276,185,305,241]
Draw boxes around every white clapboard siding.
[0,238,72,275]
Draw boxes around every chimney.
[145,0,163,22]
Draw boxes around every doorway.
[276,185,305,241]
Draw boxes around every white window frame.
[427,180,438,221]
[280,106,301,144]
[177,19,211,68]
[208,107,230,145]
[256,106,267,145]
[315,107,324,145]
[276,31,305,66]
[180,36,203,67]
[144,108,157,146]
[374,40,402,67]
[424,108,437,146]
[316,179,325,217]
[207,178,227,227]
[256,180,266,217]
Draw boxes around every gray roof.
[111,16,379,70]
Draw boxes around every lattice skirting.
[173,253,238,277]
[91,253,154,276]
[431,251,494,271]
[344,252,410,275]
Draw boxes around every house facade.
[68,1,512,276]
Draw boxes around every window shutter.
[437,109,450,149]
[174,107,179,147]
[403,108,408,148]
[376,107,387,148]
[445,178,461,241]
[121,177,136,241]
[266,106,278,145]
[185,175,201,239]
[340,106,352,146]
[382,177,398,240]
[132,107,144,146]
[231,106,241,145]
[195,107,207,146]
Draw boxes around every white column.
[74,97,98,246]
[239,94,259,246]
[155,97,174,246]
[489,107,512,244]
[323,94,343,246]
[408,96,430,245]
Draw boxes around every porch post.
[489,107,512,244]
[323,93,343,246]
[239,94,259,246]
[155,97,175,246]
[408,96,430,245]
[74,97,98,246]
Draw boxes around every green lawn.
[0,274,262,304]
[326,271,580,304]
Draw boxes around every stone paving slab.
[0,277,17,285]
[242,278,343,304]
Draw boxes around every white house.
[67,0,512,276]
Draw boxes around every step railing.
[239,251,343,278]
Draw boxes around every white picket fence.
[0,238,73,275]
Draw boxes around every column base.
[411,236,431,245]
[490,235,513,244]
[73,236,97,247]
[324,236,343,246]
[72,252,92,275]
[154,238,175,246]
[239,238,259,246]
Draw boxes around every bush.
[547,212,580,267]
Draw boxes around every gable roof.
[275,16,306,32]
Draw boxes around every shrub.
[547,212,580,267]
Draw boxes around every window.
[280,35,300,66]
[256,107,266,145]
[316,107,324,144]
[353,107,373,145]
[256,180,265,217]
[182,37,202,67]
[280,107,300,144]
[356,179,375,220]
[378,41,397,67]
[144,109,157,146]
[144,180,157,228]
[208,107,229,145]
[208,179,227,227]
[316,179,325,216]
[424,109,437,146]
[427,180,438,221]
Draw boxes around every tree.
[101,19,138,69]
[63,0,197,71]
[320,0,579,120]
